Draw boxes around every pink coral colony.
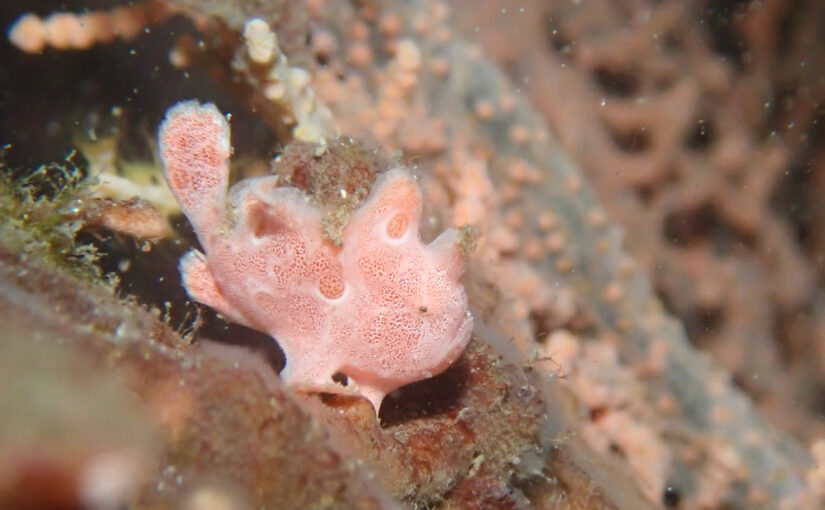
[158,101,473,412]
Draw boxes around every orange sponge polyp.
[159,101,473,413]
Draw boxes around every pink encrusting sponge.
[158,101,473,412]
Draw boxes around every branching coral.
[8,2,175,53]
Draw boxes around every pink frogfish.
[158,101,473,412]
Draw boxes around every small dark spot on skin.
[608,442,624,457]
[419,306,428,312]
[589,406,607,421]
[331,372,348,386]
[662,485,681,508]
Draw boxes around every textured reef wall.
[1,0,825,509]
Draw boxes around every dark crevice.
[608,123,652,153]
[663,203,756,250]
[592,65,640,98]
[698,0,750,69]
[684,117,715,151]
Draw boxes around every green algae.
[0,145,107,282]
